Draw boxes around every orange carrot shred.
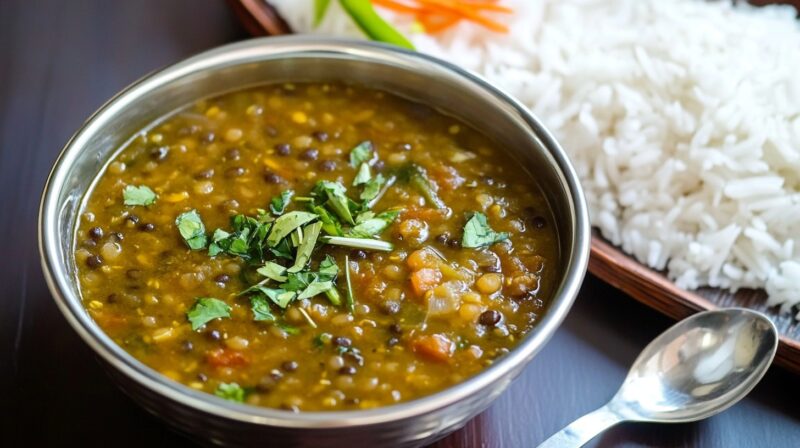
[372,0,511,34]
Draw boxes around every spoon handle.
[537,404,625,448]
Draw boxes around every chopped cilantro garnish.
[349,140,374,168]
[348,210,399,238]
[310,204,344,236]
[267,211,318,247]
[313,181,356,225]
[398,163,446,209]
[270,190,294,215]
[277,322,301,335]
[297,280,335,301]
[353,162,372,186]
[288,222,322,273]
[250,295,276,322]
[461,212,509,248]
[175,209,207,250]
[318,255,339,277]
[122,185,156,206]
[257,261,288,282]
[187,297,231,331]
[360,173,385,202]
[214,382,245,402]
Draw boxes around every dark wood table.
[2,0,799,446]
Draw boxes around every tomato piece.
[205,348,249,367]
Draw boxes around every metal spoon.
[538,308,778,447]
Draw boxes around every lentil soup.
[75,82,560,411]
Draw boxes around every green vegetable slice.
[122,185,156,206]
[461,212,509,248]
[267,211,318,247]
[339,0,415,49]
[314,0,332,26]
[288,222,323,273]
[187,297,231,331]
[175,209,207,250]
[321,236,393,252]
[215,382,245,402]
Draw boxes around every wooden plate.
[226,0,800,374]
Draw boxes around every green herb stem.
[321,236,394,252]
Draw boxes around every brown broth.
[74,83,559,411]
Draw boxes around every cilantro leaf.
[297,280,334,301]
[175,209,207,250]
[318,255,339,278]
[360,173,385,202]
[266,211,318,247]
[215,382,245,402]
[256,261,288,282]
[353,162,372,186]
[277,322,301,335]
[399,164,446,209]
[123,185,156,206]
[250,295,276,321]
[208,215,273,261]
[461,212,509,248]
[288,222,323,273]
[269,238,294,260]
[313,181,355,225]
[187,297,231,331]
[281,271,315,292]
[349,141,374,168]
[270,190,294,215]
[348,210,400,238]
[311,205,343,236]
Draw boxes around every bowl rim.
[38,36,590,428]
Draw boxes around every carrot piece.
[412,334,455,362]
[418,12,459,34]
[417,0,509,32]
[374,0,511,34]
[373,0,423,14]
[205,348,249,367]
[410,268,442,296]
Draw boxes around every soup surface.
[75,83,559,411]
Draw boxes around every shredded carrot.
[417,12,459,34]
[372,0,511,34]
[416,0,509,33]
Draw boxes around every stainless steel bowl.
[39,36,590,447]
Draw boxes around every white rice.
[271,0,800,316]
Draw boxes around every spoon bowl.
[540,308,778,447]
